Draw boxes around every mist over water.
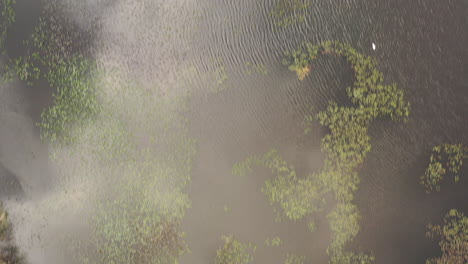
[0,0,467,264]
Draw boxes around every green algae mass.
[215,235,256,264]
[270,0,311,28]
[425,209,468,264]
[421,144,467,193]
[235,41,410,263]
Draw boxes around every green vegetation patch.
[270,0,311,28]
[421,144,467,193]
[215,235,256,264]
[235,40,410,263]
[425,209,468,264]
[285,40,410,121]
[265,236,283,247]
[38,55,101,146]
[233,149,326,221]
[1,3,100,146]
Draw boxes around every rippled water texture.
[1,0,467,263]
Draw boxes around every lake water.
[1,0,467,263]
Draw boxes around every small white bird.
[372,43,376,50]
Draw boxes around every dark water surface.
[1,0,467,263]
[182,0,468,263]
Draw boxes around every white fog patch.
[4,0,202,263]
[94,0,201,95]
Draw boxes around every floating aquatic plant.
[0,0,15,54]
[37,55,101,146]
[215,235,256,264]
[265,236,283,247]
[425,209,468,264]
[285,40,410,121]
[421,144,467,193]
[285,253,306,264]
[235,41,411,263]
[233,149,326,221]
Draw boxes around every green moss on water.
[233,149,327,221]
[38,55,101,146]
[0,4,100,146]
[421,144,467,193]
[235,41,410,263]
[215,235,256,264]
[425,209,468,264]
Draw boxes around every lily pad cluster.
[0,203,26,264]
[215,235,256,264]
[0,2,100,146]
[421,144,467,193]
[233,149,326,221]
[270,0,311,28]
[235,41,410,263]
[285,40,410,121]
[425,209,468,264]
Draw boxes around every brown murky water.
[1,0,467,263]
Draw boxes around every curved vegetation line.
[234,40,410,264]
